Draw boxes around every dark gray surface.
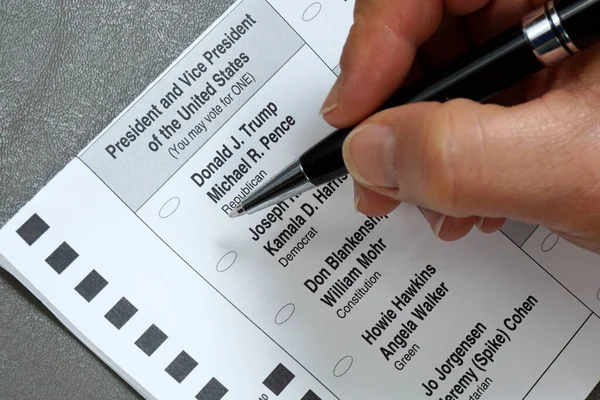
[0,1,233,399]
[0,1,599,399]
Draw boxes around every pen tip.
[229,207,246,219]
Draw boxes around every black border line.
[73,1,353,396]
[80,0,245,153]
[519,225,539,248]
[500,224,538,249]
[522,312,593,399]
[132,43,306,212]
[80,163,341,400]
[500,230,598,318]
[264,0,340,74]
[72,0,346,396]
[81,0,307,213]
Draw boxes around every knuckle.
[420,99,483,214]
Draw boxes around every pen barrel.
[298,0,599,189]
[384,24,544,106]
[301,21,547,185]
[555,0,600,50]
[300,127,352,185]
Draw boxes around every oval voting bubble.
[597,288,600,301]
[159,197,180,219]
[333,356,353,377]
[275,303,295,325]
[303,2,322,21]
[216,251,237,272]
[541,233,559,252]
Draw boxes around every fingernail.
[475,217,486,232]
[433,215,447,238]
[343,125,397,187]
[320,74,342,115]
[418,207,446,238]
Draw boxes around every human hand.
[321,0,600,253]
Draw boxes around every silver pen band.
[522,0,580,66]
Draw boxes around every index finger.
[321,0,490,127]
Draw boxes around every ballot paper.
[2,1,600,399]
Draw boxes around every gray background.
[0,1,598,399]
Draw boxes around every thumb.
[342,95,600,229]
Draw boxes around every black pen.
[230,0,600,218]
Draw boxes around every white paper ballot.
[1,1,600,399]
